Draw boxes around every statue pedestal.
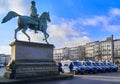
[4,40,59,79]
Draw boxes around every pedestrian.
[58,62,64,73]
[69,62,73,73]
[9,60,17,79]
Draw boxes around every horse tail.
[1,11,20,23]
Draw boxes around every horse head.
[39,12,51,22]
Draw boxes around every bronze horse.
[1,11,51,44]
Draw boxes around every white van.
[61,60,85,74]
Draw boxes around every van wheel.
[73,70,76,75]
[81,72,84,75]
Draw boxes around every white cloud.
[47,21,91,48]
[62,36,91,48]
[0,0,27,15]
[0,46,10,55]
[82,16,108,26]
[105,25,120,32]
[82,17,98,26]
[109,8,120,16]
[80,8,120,33]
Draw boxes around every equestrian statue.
[1,1,51,44]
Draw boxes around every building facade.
[0,54,10,65]
[53,46,85,62]
[114,39,120,63]
[68,46,85,60]
[85,41,100,60]
[53,37,120,63]
[85,37,113,62]
[53,47,69,63]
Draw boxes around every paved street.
[0,67,120,84]
[26,72,120,84]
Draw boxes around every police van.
[61,60,85,74]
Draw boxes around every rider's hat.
[31,1,35,4]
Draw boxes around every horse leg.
[15,27,21,40]
[22,27,31,42]
[43,32,49,39]
[43,31,49,44]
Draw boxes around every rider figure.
[30,1,38,33]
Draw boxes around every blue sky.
[0,0,120,54]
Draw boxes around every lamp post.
[111,35,114,63]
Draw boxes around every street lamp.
[111,35,114,63]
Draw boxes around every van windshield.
[86,62,93,66]
[96,62,100,66]
[73,62,82,66]
[83,62,87,66]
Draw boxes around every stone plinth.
[10,40,54,61]
[4,40,59,79]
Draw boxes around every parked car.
[61,60,85,74]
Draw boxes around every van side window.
[64,64,68,66]
[83,62,87,66]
